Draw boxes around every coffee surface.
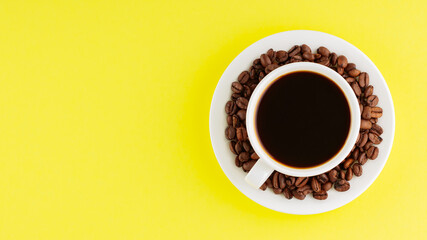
[256,71,351,168]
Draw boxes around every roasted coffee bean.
[339,170,346,179]
[352,148,360,160]
[343,158,355,169]
[359,72,369,88]
[313,190,328,200]
[364,141,374,151]
[229,141,237,155]
[236,97,248,109]
[317,56,330,66]
[370,128,381,137]
[276,50,288,62]
[314,53,322,59]
[345,63,356,72]
[249,83,257,92]
[238,71,250,84]
[352,132,365,144]
[242,160,256,171]
[367,146,379,160]
[358,132,369,148]
[242,85,252,98]
[362,106,372,119]
[267,48,275,60]
[296,184,312,195]
[322,182,333,191]
[279,174,286,189]
[370,118,378,123]
[358,152,368,165]
[292,55,303,61]
[265,63,279,74]
[283,187,293,199]
[249,67,256,79]
[238,152,250,162]
[251,152,259,160]
[317,46,330,57]
[225,101,237,115]
[337,67,344,75]
[347,145,356,157]
[301,44,311,53]
[288,45,301,57]
[369,132,383,144]
[334,165,341,171]
[258,71,265,81]
[260,182,267,191]
[235,156,242,167]
[337,55,348,68]
[297,185,313,195]
[236,127,248,141]
[371,107,383,118]
[335,179,350,192]
[356,133,361,145]
[266,178,273,188]
[346,77,355,83]
[266,49,275,59]
[253,63,263,70]
[289,58,301,63]
[328,169,338,183]
[302,52,315,61]
[361,120,372,129]
[292,189,306,200]
[242,141,251,152]
[260,54,271,67]
[351,145,356,153]
[371,147,379,160]
[272,172,280,188]
[295,177,309,187]
[346,168,353,180]
[351,82,362,96]
[311,178,321,193]
[235,127,245,141]
[227,115,232,125]
[317,173,329,184]
[353,163,363,176]
[330,53,338,66]
[366,95,379,107]
[231,93,240,101]
[236,109,246,121]
[286,176,296,186]
[371,123,384,135]
[364,85,374,97]
[231,81,243,93]
[232,115,239,127]
[234,141,243,154]
[273,188,283,194]
[349,69,361,77]
[225,126,235,140]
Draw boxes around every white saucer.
[209,30,395,215]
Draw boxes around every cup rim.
[246,62,361,177]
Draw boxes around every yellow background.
[0,0,425,239]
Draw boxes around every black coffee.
[256,71,351,168]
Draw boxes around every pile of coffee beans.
[225,45,383,200]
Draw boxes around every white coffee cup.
[245,62,360,189]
